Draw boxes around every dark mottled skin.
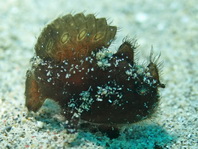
[25,13,165,134]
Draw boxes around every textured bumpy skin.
[25,13,165,134]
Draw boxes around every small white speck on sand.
[36,121,44,129]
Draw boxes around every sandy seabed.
[0,0,197,148]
